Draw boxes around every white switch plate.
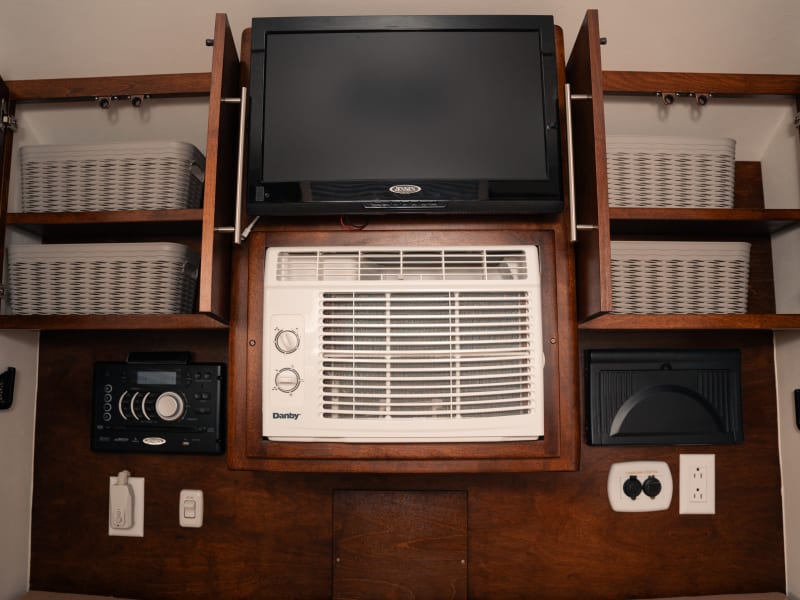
[607,461,673,512]
[679,454,716,514]
[108,475,144,537]
[179,489,204,528]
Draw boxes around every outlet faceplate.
[607,461,673,512]
[679,454,715,514]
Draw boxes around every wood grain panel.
[603,71,800,96]
[333,491,467,600]
[198,13,240,320]
[28,328,784,600]
[6,73,210,102]
[0,77,12,293]
[230,225,576,472]
[566,10,612,321]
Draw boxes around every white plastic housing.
[607,461,673,512]
[262,246,545,442]
[108,474,144,537]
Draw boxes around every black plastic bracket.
[795,389,800,430]
[0,367,16,410]
[126,351,191,365]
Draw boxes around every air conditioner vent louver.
[263,245,544,442]
[275,249,528,282]
[320,291,534,420]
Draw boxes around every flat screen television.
[248,15,562,216]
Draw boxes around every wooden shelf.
[0,313,228,331]
[6,209,204,238]
[609,208,800,236]
[579,313,800,331]
[602,70,800,97]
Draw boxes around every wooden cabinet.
[225,218,580,473]
[224,24,581,473]
[568,12,800,331]
[0,14,240,331]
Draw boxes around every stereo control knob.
[275,368,301,393]
[155,391,185,422]
[274,329,300,354]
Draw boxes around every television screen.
[248,16,562,216]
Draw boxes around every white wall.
[2,0,800,80]
[0,333,38,600]
[1,1,800,597]
[776,332,800,600]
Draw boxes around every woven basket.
[610,241,751,314]
[19,141,205,212]
[6,242,199,315]
[606,135,735,209]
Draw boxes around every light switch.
[179,489,203,528]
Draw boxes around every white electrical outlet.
[607,461,673,512]
[108,472,144,537]
[679,454,715,515]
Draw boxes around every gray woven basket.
[607,135,735,209]
[19,141,205,212]
[6,242,199,315]
[610,241,751,314]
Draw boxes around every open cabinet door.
[565,10,612,321]
[0,76,12,294]
[198,13,242,320]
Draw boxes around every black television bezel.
[247,15,562,216]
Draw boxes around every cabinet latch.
[1,98,16,133]
[0,98,17,131]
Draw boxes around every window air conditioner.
[262,246,544,442]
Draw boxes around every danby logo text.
[273,412,300,420]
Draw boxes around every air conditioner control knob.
[274,330,300,354]
[275,368,301,393]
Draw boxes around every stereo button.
[155,391,185,422]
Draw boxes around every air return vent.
[274,248,529,282]
[263,246,544,442]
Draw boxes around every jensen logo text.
[389,184,422,195]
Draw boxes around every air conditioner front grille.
[320,290,536,419]
[275,249,529,282]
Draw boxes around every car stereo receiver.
[92,352,224,454]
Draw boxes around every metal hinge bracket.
[1,98,17,132]
[794,111,800,129]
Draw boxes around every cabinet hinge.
[794,111,800,129]
[1,98,17,132]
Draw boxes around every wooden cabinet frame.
[568,11,800,331]
[225,218,580,473]
[225,24,581,473]
[0,13,239,330]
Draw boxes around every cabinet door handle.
[565,83,597,243]
[565,83,578,243]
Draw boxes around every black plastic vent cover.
[586,349,742,446]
